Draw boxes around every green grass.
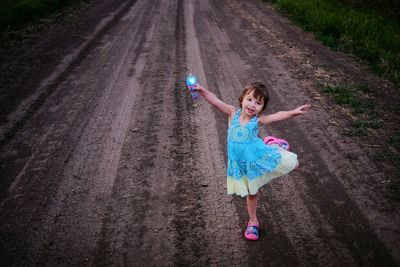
[322,85,377,115]
[322,85,382,135]
[264,0,400,87]
[0,0,76,31]
[347,119,381,135]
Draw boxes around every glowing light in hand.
[186,75,197,86]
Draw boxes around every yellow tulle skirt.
[227,147,298,197]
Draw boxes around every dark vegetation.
[264,0,400,87]
[336,0,400,20]
[0,0,82,31]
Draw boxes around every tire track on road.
[183,0,248,265]
[92,0,208,265]
[169,0,210,265]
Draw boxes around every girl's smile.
[241,92,264,117]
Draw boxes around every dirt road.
[0,0,399,266]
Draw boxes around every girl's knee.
[247,194,257,200]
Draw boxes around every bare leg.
[247,194,258,225]
[294,160,299,170]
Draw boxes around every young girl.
[194,82,311,240]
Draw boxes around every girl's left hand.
[293,104,312,115]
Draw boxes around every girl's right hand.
[194,83,206,92]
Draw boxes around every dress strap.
[234,109,241,120]
[229,109,241,128]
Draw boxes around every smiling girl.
[194,81,311,240]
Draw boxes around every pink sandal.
[244,222,259,240]
[264,136,290,150]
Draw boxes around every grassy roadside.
[0,0,81,31]
[263,0,400,88]
[322,84,381,135]
[262,0,400,200]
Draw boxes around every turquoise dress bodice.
[226,109,297,196]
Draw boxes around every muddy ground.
[0,0,399,266]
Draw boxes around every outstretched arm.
[195,83,235,117]
[259,104,311,125]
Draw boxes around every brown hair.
[239,82,269,111]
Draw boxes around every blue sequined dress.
[227,109,298,196]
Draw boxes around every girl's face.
[241,91,264,116]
